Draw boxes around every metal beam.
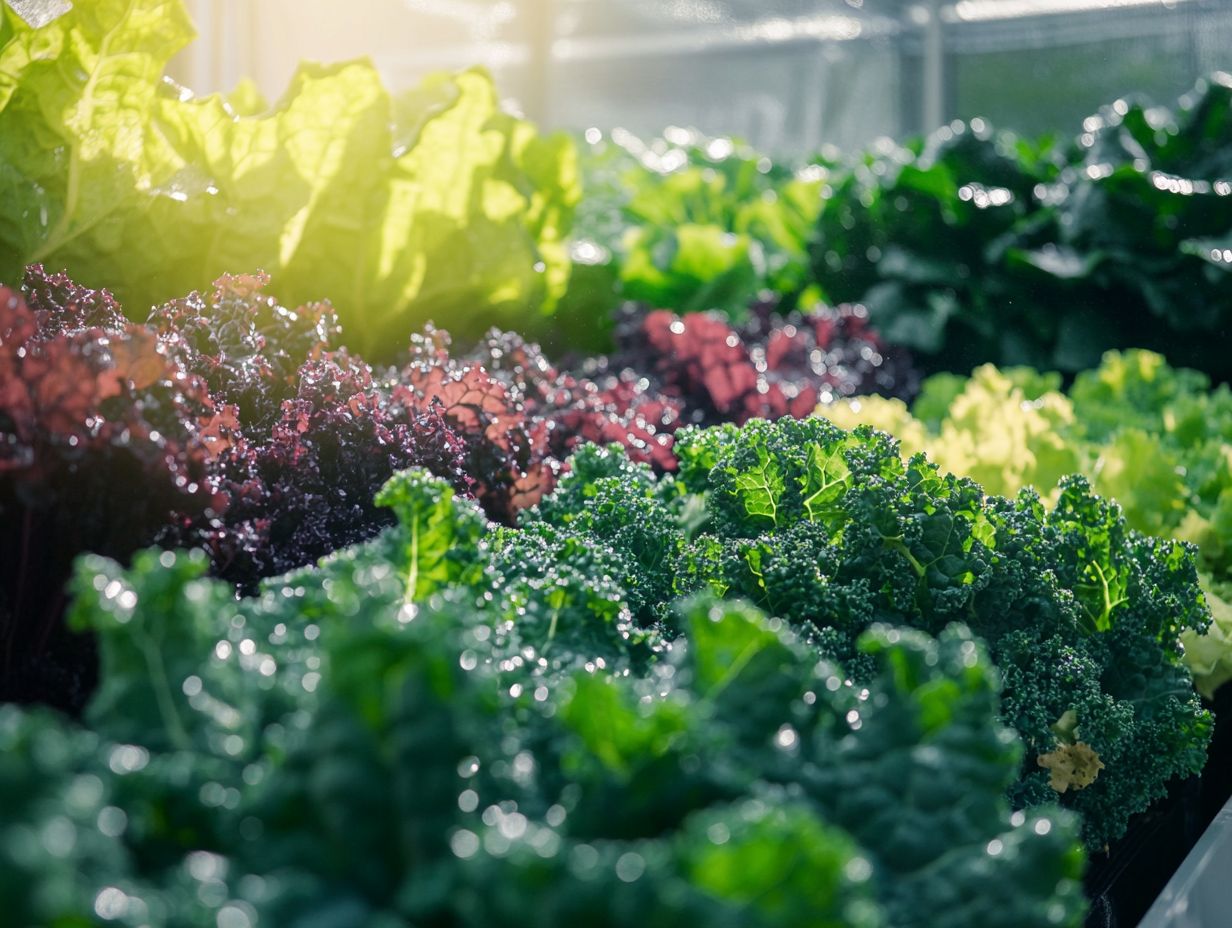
[922,0,945,131]
[523,0,554,124]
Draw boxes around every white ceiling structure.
[162,0,1226,154]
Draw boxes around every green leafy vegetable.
[0,0,579,358]
[566,127,824,328]
[524,419,1212,849]
[811,76,1232,380]
[824,349,1232,698]
[0,470,1085,926]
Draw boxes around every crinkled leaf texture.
[593,298,920,429]
[0,267,222,711]
[825,349,1232,699]
[0,0,578,358]
[525,418,1212,849]
[0,470,1084,928]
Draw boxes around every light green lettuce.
[0,0,579,358]
[567,128,825,325]
[821,364,1082,505]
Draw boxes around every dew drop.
[844,856,872,882]
[94,886,129,920]
[451,829,480,859]
[615,852,645,882]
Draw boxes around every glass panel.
[167,0,1232,154]
[949,4,1232,136]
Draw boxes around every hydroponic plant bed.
[3,2,1232,926]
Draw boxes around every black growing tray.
[1084,684,1232,927]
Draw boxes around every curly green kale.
[0,471,1085,927]
[519,442,684,626]
[524,418,1212,848]
[824,349,1232,697]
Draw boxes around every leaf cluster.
[578,297,919,432]
[0,469,1085,927]
[562,127,826,337]
[0,0,578,360]
[811,76,1232,380]
[825,349,1232,697]
[524,418,1212,848]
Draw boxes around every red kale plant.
[1,268,917,714]
[0,268,225,710]
[578,297,920,430]
[146,275,475,591]
[402,325,682,519]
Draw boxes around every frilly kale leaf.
[374,469,487,602]
[826,348,1232,697]
[521,443,683,624]
[525,419,1211,848]
[488,521,655,667]
[816,624,1086,927]
[0,470,1084,926]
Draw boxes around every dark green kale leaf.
[522,443,684,625]
[811,76,1232,381]
[0,470,1084,927]
[525,419,1211,848]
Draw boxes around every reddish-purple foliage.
[20,265,128,335]
[145,277,475,592]
[590,298,920,430]
[147,273,340,427]
[159,287,680,570]
[1,269,918,714]
[180,350,474,591]
[2,271,483,710]
[407,327,682,517]
[0,271,684,711]
[1,267,223,710]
